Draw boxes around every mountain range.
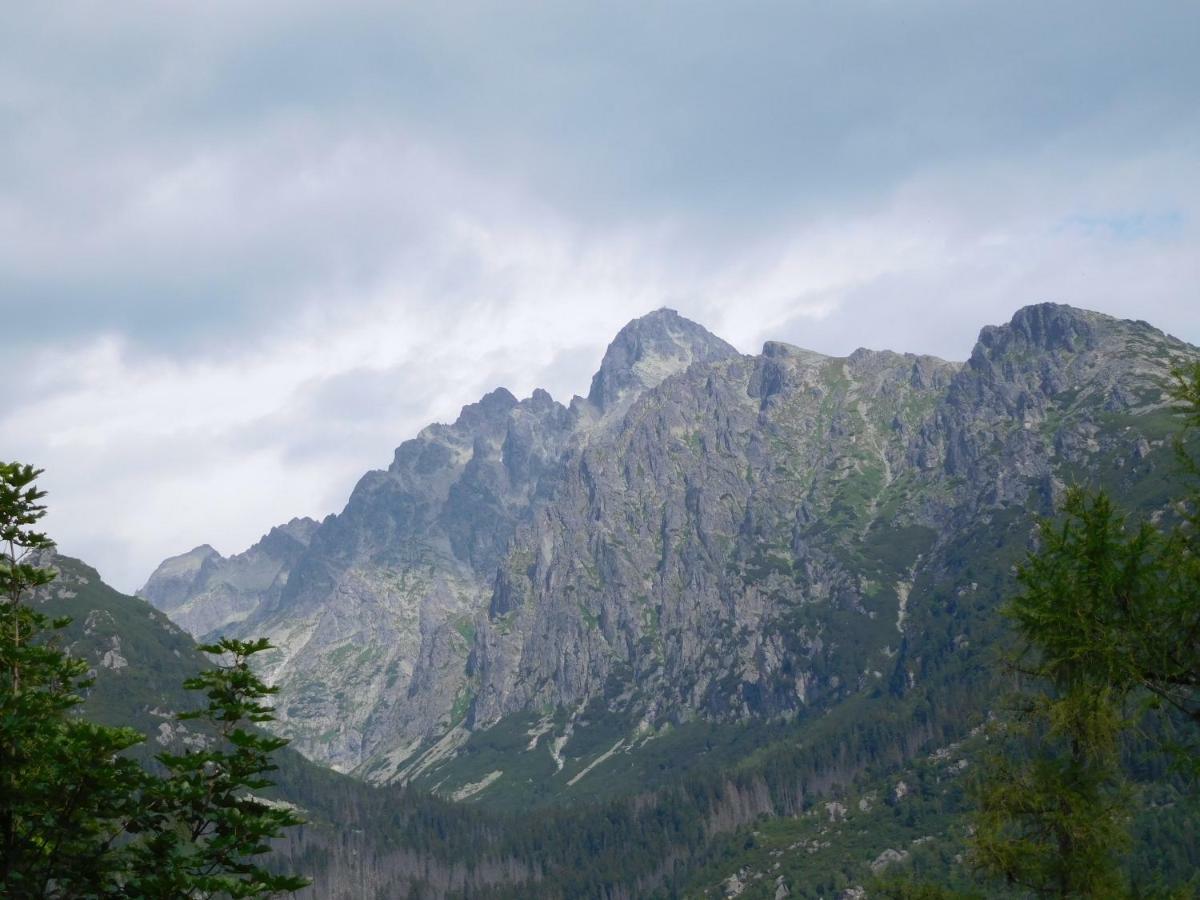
[137,302,1195,819]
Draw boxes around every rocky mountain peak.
[523,387,559,413]
[971,302,1101,366]
[138,519,324,640]
[277,516,320,542]
[586,308,738,413]
[138,544,222,613]
[454,387,520,430]
[258,517,320,557]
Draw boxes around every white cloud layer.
[1,2,1197,591]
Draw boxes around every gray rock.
[870,847,910,874]
[139,303,1197,779]
[139,518,318,640]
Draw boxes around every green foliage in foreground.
[970,366,1200,897]
[972,490,1142,898]
[0,461,308,898]
[872,365,1200,899]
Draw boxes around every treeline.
[266,663,1012,897]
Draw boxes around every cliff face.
[463,305,1188,751]
[467,343,961,737]
[141,303,1197,787]
[141,308,735,771]
[242,384,575,769]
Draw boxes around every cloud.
[0,2,1197,590]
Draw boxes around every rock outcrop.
[140,518,318,639]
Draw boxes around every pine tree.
[969,365,1200,897]
[971,489,1137,897]
[0,462,148,896]
[0,462,309,897]
[126,638,310,898]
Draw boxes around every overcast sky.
[3,1,1198,592]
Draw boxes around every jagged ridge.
[140,303,1197,795]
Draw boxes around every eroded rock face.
[142,303,1197,778]
[234,385,574,769]
[468,343,964,736]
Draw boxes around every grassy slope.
[35,554,211,741]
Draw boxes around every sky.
[2,1,1198,592]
